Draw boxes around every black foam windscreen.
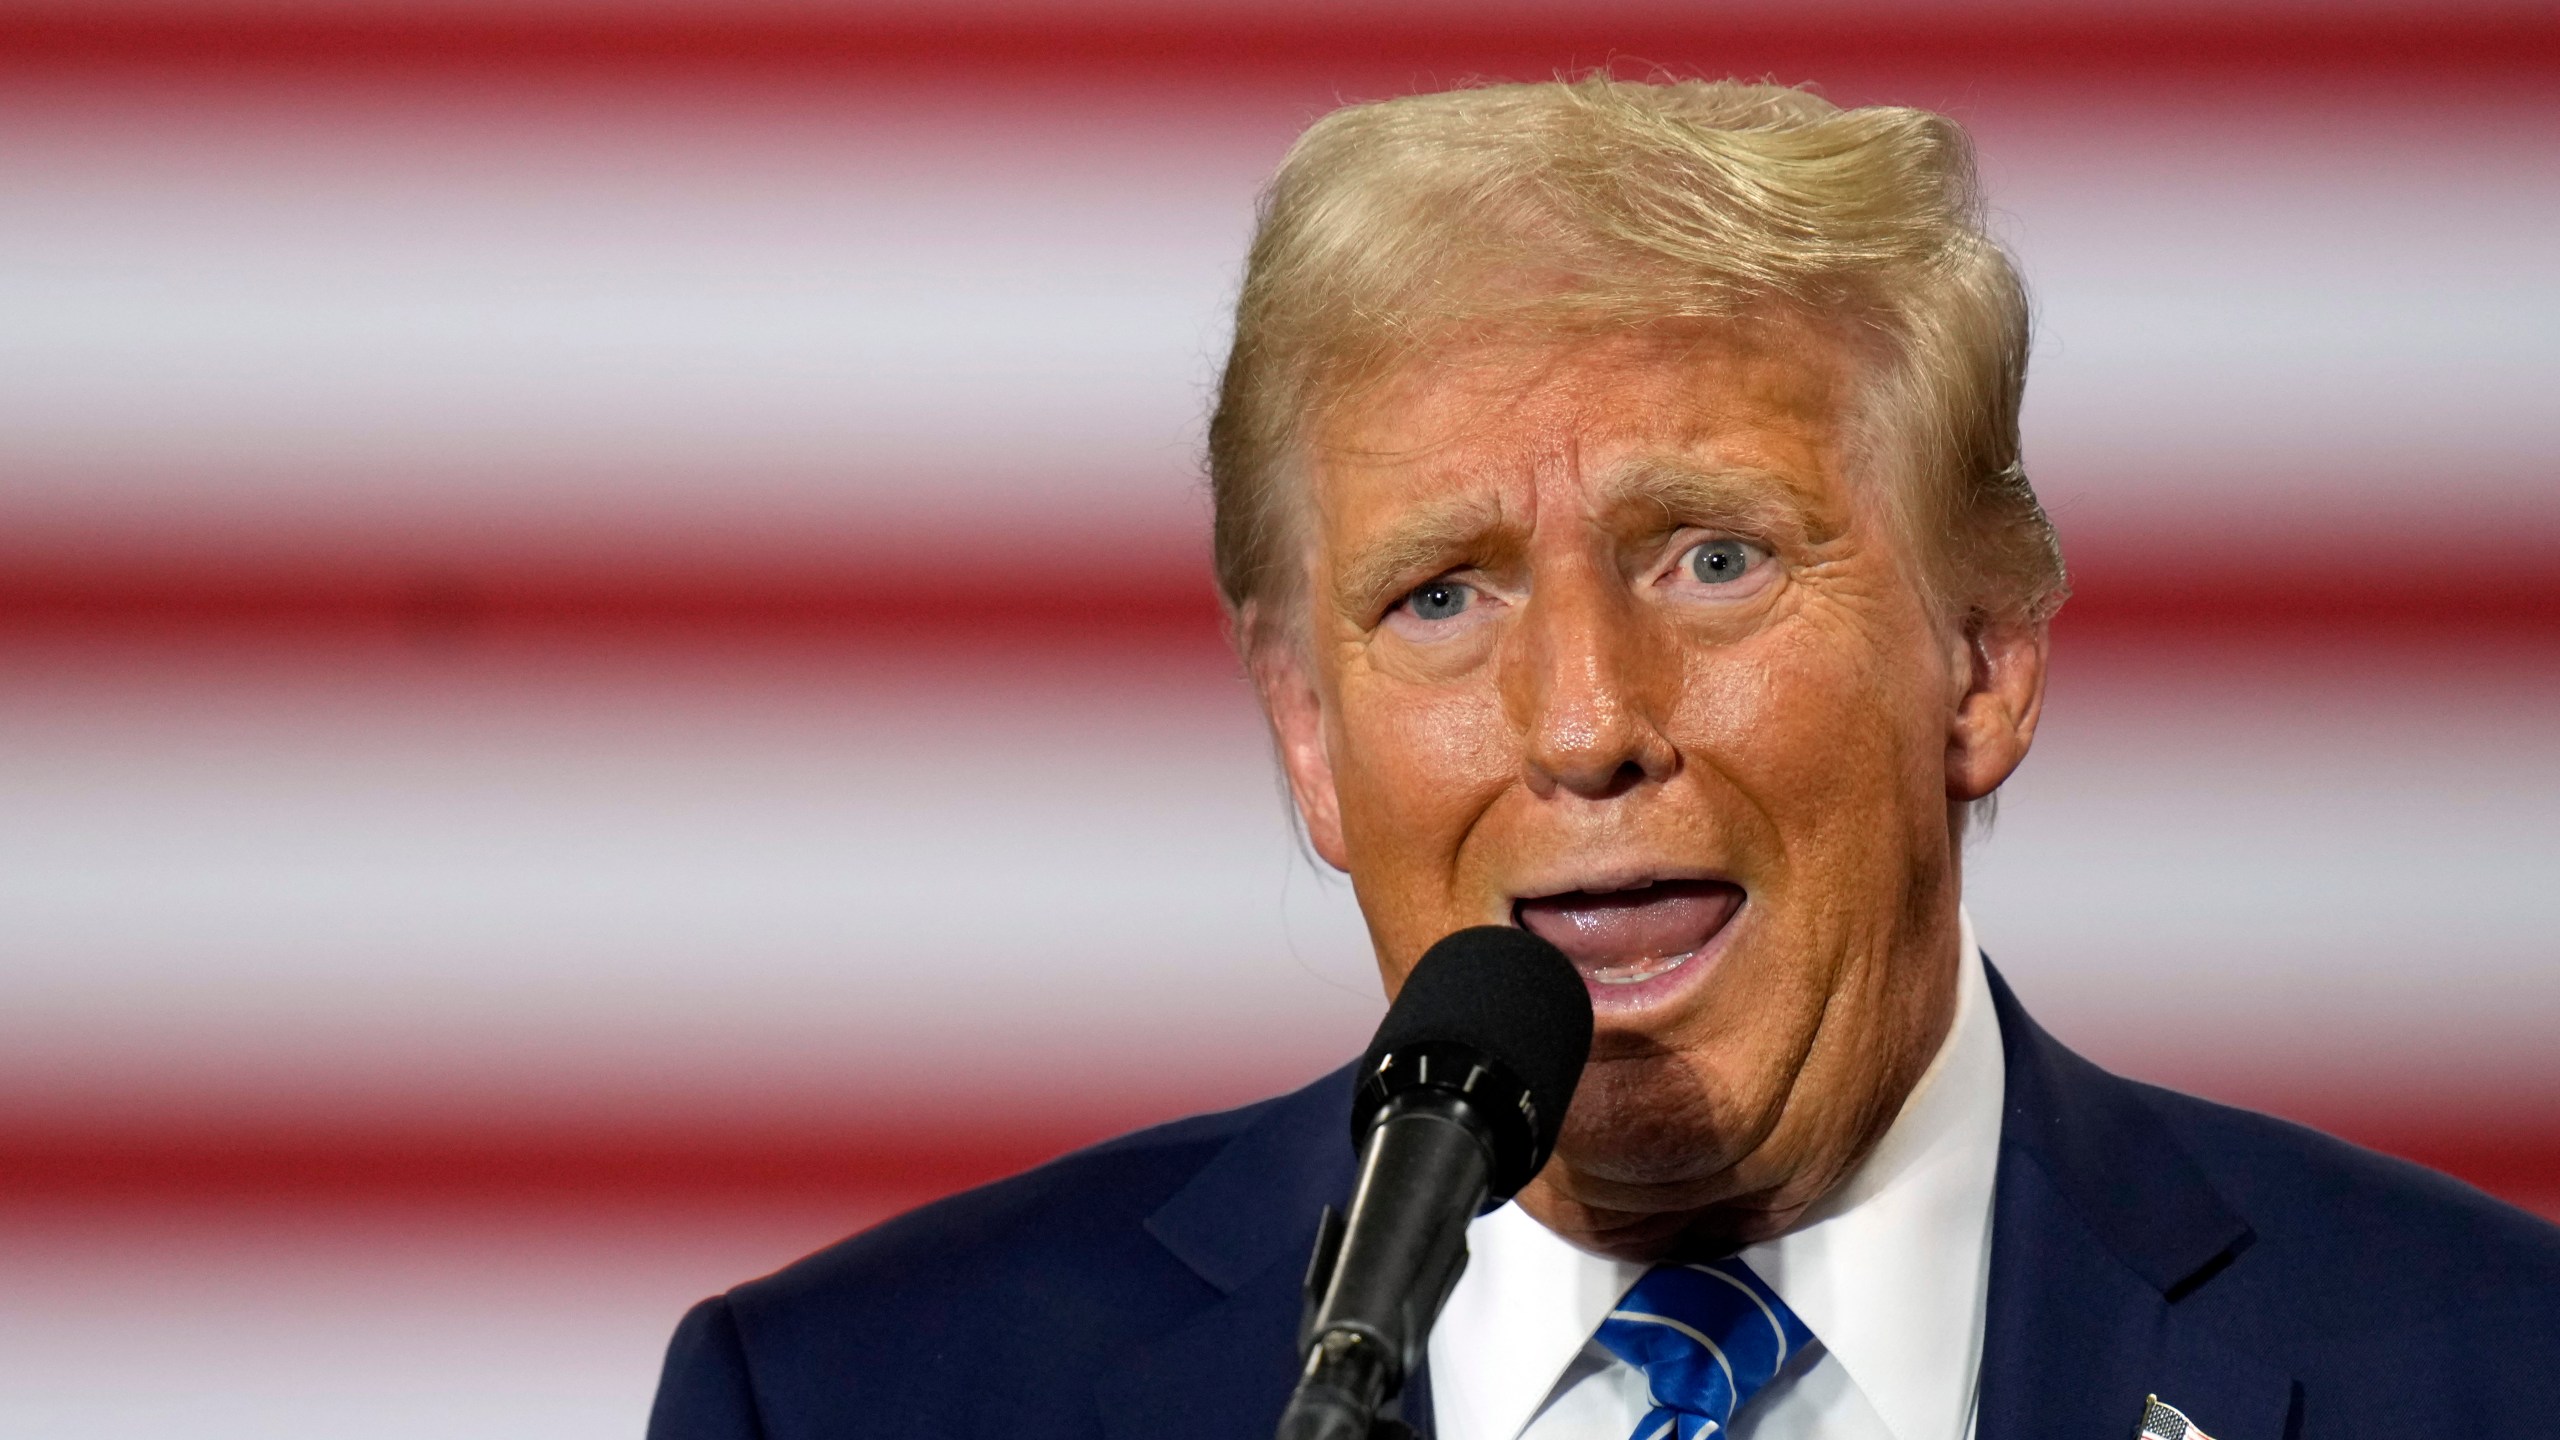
[1354,925,1593,1194]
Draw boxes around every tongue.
[1516,881,1742,973]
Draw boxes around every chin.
[1553,1049,1745,1189]
[1523,1162,1809,1264]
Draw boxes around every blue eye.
[1686,538,1758,584]
[1404,581,1471,621]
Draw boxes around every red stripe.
[0,1118,1124,1208]
[0,555,1233,653]
[3,7,2553,84]
[2054,548,2560,650]
[5,1113,2552,1218]
[0,549,2549,649]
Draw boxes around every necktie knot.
[1593,1261,1812,1440]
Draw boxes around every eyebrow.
[1601,457,1819,541]
[1331,493,1516,621]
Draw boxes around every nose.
[1506,570,1679,800]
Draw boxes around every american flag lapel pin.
[2137,1394,2217,1440]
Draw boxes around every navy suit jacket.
[650,967,2560,1439]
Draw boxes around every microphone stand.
[1275,926,1590,1440]
[1280,1091,1484,1440]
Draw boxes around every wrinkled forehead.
[1299,316,1880,550]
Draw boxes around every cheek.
[1332,678,1512,845]
[1326,673,1517,951]
[1674,619,1944,840]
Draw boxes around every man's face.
[1258,318,2045,1258]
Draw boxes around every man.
[649,79,2560,1440]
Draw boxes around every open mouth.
[1513,878,1745,986]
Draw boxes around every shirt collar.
[1428,1197,1647,1440]
[1427,909,2006,1440]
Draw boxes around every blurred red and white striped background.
[2,3,2555,1435]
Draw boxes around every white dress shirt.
[1428,912,2006,1440]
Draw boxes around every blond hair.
[1207,76,2066,649]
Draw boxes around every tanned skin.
[1250,317,2047,1261]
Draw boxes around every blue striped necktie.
[1592,1260,1814,1440]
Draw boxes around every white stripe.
[1608,1309,1738,1405]
[1684,1263,1793,1370]
[1640,1420,1676,1440]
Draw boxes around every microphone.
[1276,926,1593,1440]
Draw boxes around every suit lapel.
[1978,965,2300,1440]
[1096,1066,1360,1440]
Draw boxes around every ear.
[1946,615,2049,803]
[1243,606,1352,872]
